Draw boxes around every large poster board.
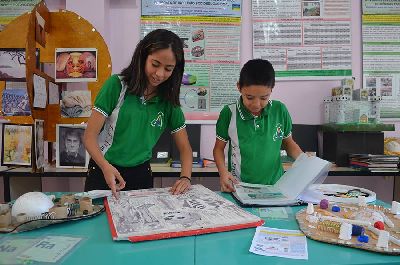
[252,0,352,80]
[362,2,400,120]
[105,185,263,242]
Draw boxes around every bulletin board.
[0,2,112,142]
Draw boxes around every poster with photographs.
[55,48,97,82]
[1,124,33,166]
[35,119,45,170]
[56,124,89,168]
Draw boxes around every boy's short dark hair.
[238,59,275,89]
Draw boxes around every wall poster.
[362,1,400,120]
[252,0,352,80]
[141,0,242,118]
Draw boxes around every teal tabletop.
[1,193,400,265]
[195,194,400,265]
[0,196,195,265]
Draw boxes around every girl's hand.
[101,163,126,199]
[170,177,191,195]
[220,172,239,192]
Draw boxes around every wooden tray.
[296,203,400,255]
[0,204,104,233]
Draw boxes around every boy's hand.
[101,163,126,199]
[220,173,239,192]
[170,177,191,195]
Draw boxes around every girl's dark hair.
[120,29,184,106]
[238,59,275,89]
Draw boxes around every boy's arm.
[282,136,303,160]
[213,138,238,192]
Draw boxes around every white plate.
[299,184,376,204]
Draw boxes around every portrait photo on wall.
[35,119,45,170]
[1,124,33,166]
[56,124,89,168]
[55,48,97,82]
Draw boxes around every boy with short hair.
[213,59,304,192]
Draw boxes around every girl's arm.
[170,128,192,194]
[84,111,125,198]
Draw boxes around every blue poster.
[2,88,31,116]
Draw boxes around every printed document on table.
[18,235,83,263]
[250,226,308,260]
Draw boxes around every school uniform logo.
[151,112,164,128]
[272,123,284,141]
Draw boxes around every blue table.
[1,193,399,265]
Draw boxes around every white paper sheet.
[48,82,59,104]
[250,226,308,260]
[18,236,82,263]
[33,74,47,108]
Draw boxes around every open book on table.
[232,156,331,206]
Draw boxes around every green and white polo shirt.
[94,74,186,167]
[216,97,292,185]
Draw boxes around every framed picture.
[34,119,45,170]
[0,48,27,81]
[56,124,89,168]
[0,48,40,81]
[61,90,92,118]
[55,48,97,82]
[1,82,31,116]
[1,124,33,166]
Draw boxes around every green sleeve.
[281,102,293,138]
[169,106,186,133]
[216,105,232,142]
[93,75,123,116]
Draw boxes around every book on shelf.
[150,158,172,167]
[350,161,398,168]
[369,168,399,173]
[104,185,264,242]
[349,153,399,162]
[170,159,203,168]
[349,153,399,172]
[232,156,331,206]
